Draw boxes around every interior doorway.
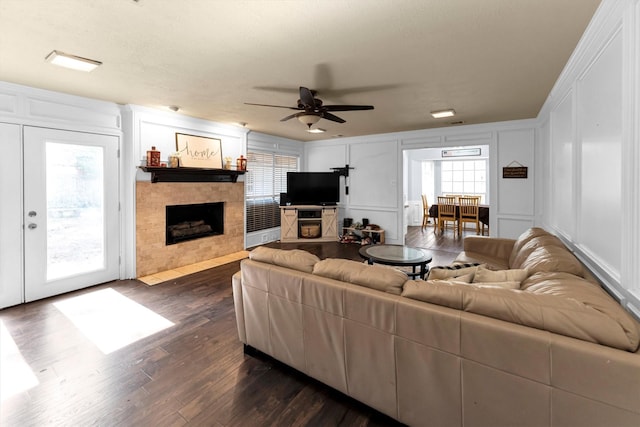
[402,145,489,238]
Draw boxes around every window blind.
[245,151,298,233]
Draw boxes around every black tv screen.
[286,172,340,206]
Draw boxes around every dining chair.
[436,196,457,235]
[421,194,431,231]
[458,196,480,235]
[446,194,462,203]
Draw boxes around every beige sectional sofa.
[232,228,640,426]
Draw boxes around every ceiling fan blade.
[280,112,301,122]
[252,86,299,94]
[322,112,346,123]
[320,84,401,98]
[245,102,301,110]
[299,86,317,109]
[323,105,374,112]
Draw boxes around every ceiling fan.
[245,86,374,128]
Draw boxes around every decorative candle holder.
[236,155,247,171]
[146,146,161,167]
[224,156,233,170]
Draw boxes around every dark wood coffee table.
[359,244,432,279]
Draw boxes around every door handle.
[28,223,37,230]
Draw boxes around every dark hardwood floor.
[0,225,467,426]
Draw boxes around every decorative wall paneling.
[0,81,121,133]
[538,0,640,316]
[305,121,537,244]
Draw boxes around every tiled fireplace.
[136,181,244,277]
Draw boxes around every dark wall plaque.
[502,166,528,179]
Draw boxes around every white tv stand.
[280,205,338,242]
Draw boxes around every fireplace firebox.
[166,202,224,245]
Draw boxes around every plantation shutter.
[245,151,298,233]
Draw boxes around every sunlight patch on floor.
[53,288,174,354]
[0,320,39,401]
[138,250,249,285]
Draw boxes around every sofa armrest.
[232,271,246,343]
[463,236,516,266]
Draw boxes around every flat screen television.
[286,172,340,206]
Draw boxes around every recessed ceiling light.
[307,128,326,134]
[45,50,102,72]
[431,109,456,119]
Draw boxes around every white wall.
[305,120,539,244]
[538,0,640,316]
[495,129,536,236]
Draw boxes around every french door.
[23,127,119,302]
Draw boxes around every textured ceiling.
[0,0,601,141]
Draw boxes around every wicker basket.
[299,224,321,238]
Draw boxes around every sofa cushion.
[401,277,640,352]
[473,266,529,285]
[313,258,408,295]
[249,246,320,273]
[510,235,566,269]
[508,227,551,267]
[520,245,584,277]
[520,271,598,292]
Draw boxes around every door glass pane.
[46,143,104,280]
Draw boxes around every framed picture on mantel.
[175,133,223,169]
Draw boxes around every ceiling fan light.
[297,114,321,127]
[431,109,456,119]
[45,50,102,72]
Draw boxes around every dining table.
[428,204,490,227]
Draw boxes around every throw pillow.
[473,266,529,284]
[427,263,482,281]
[446,273,474,283]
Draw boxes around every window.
[440,160,486,202]
[245,151,298,233]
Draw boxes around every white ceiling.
[0,0,601,141]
